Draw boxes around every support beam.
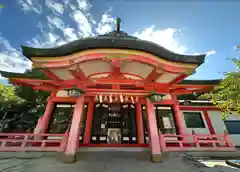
[136,101,144,144]
[111,58,121,77]
[41,69,61,82]
[33,84,57,91]
[171,94,184,136]
[203,110,216,134]
[168,74,188,85]
[144,69,163,84]
[69,65,87,81]
[63,96,84,163]
[83,98,94,144]
[146,98,162,163]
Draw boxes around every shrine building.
[0,18,237,163]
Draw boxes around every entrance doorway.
[48,103,88,143]
[90,103,137,144]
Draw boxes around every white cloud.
[45,0,66,15]
[206,49,216,56]
[134,27,188,54]
[134,26,217,59]
[95,13,115,35]
[71,10,93,37]
[25,0,115,49]
[18,0,42,14]
[63,27,78,42]
[47,15,66,30]
[0,36,31,80]
[1,0,218,82]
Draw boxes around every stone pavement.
[0,151,238,172]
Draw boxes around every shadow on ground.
[0,151,238,172]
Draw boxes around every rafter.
[33,85,57,91]
[168,74,188,85]
[144,69,163,84]
[69,65,87,81]
[41,69,61,82]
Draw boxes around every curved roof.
[179,79,221,85]
[21,30,206,65]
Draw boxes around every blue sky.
[0,0,239,84]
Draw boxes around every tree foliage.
[14,68,50,117]
[0,68,50,118]
[200,57,240,118]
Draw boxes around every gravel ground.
[0,152,238,172]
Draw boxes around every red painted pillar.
[203,110,215,134]
[146,98,162,163]
[63,96,84,163]
[171,94,184,135]
[83,98,94,144]
[136,101,144,144]
[34,97,54,135]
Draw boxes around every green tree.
[200,57,240,119]
[14,68,50,117]
[0,84,23,103]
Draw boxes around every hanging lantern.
[109,94,113,103]
[148,92,165,102]
[103,95,108,102]
[66,88,84,97]
[120,94,124,103]
[99,94,103,103]
[114,95,118,102]
[124,95,128,102]
[131,96,134,104]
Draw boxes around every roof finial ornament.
[116,17,121,32]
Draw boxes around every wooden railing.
[159,130,236,152]
[0,133,68,152]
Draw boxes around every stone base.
[151,154,163,163]
[61,153,76,163]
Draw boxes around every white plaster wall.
[180,110,210,135]
[205,111,240,146]
[207,111,226,134]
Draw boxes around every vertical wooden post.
[63,96,84,163]
[171,94,184,136]
[203,110,215,134]
[34,97,54,135]
[136,101,144,144]
[146,98,162,163]
[83,97,94,144]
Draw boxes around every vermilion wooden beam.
[33,84,57,91]
[41,69,61,82]
[171,84,213,89]
[111,58,121,77]
[69,65,87,81]
[10,82,35,88]
[144,69,163,84]
[168,74,188,85]
[10,78,54,84]
[163,64,186,74]
[84,88,149,94]
[94,78,139,84]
